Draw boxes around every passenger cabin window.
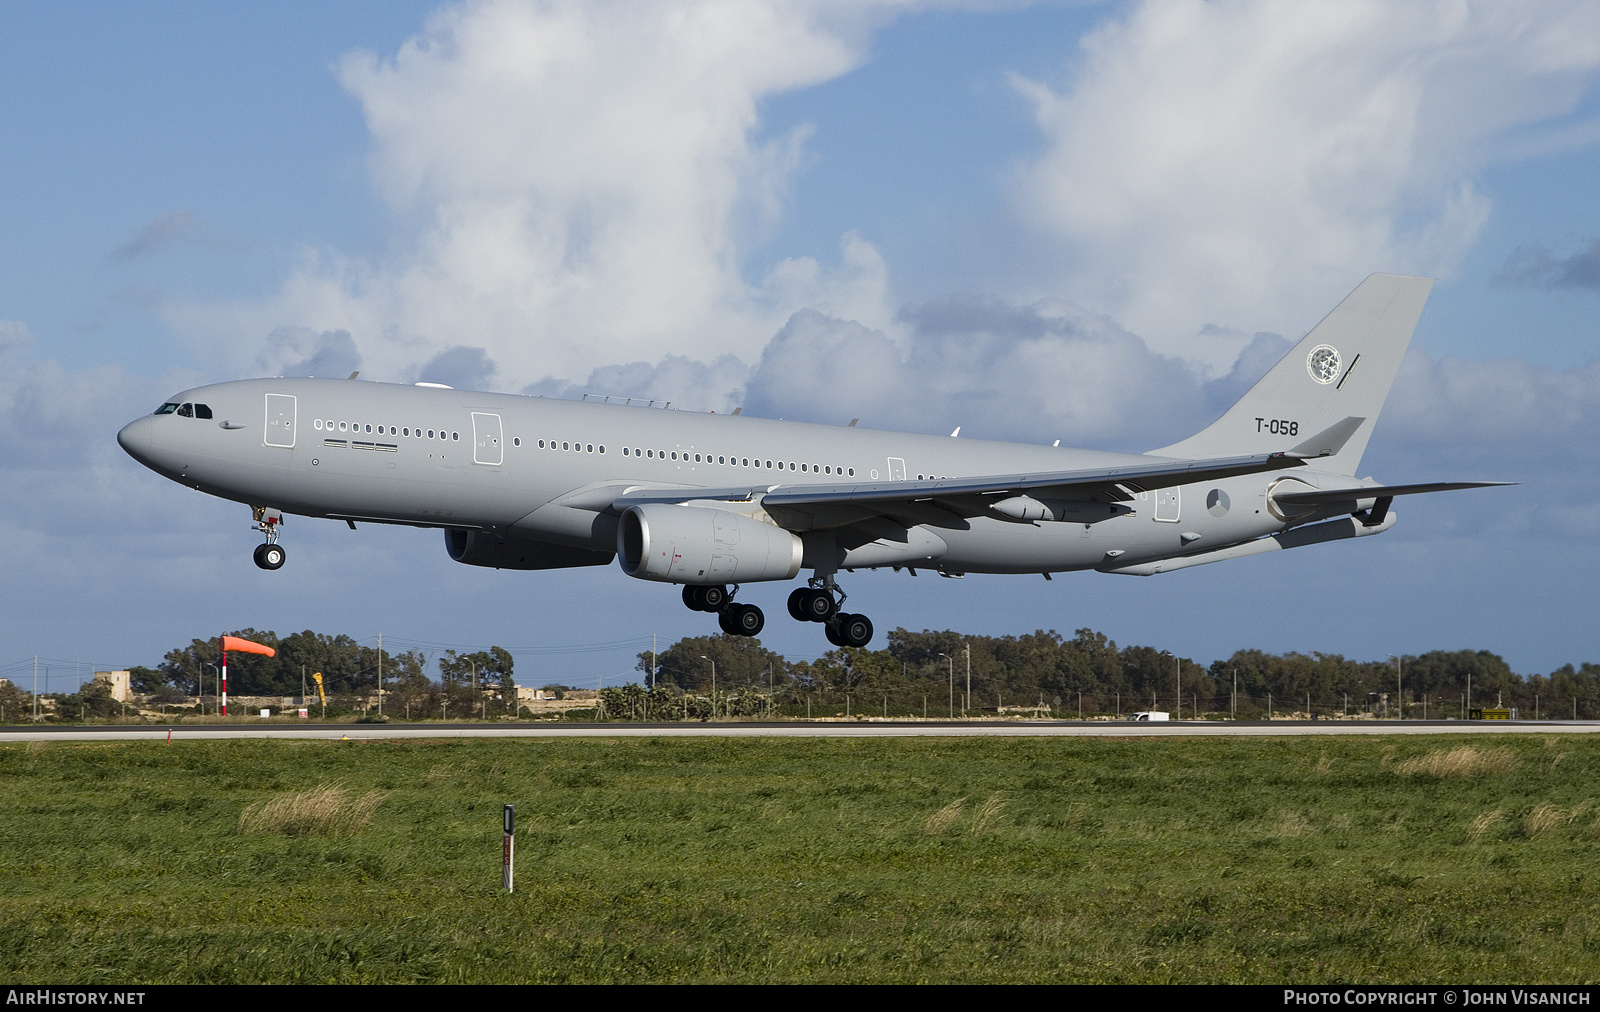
[155,403,179,415]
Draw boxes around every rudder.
[1149,273,1433,476]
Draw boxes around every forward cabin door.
[887,457,906,481]
[264,394,296,448]
[472,413,503,465]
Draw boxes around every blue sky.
[4,0,1600,690]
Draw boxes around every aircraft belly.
[933,518,1119,573]
[932,480,1288,574]
[512,503,619,551]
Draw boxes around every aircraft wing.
[608,417,1370,531]
[611,448,1321,531]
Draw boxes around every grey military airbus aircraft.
[118,274,1505,648]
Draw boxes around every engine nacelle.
[618,503,803,584]
[446,529,614,570]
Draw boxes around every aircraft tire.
[701,585,728,611]
[787,587,809,622]
[254,544,286,571]
[823,622,845,647]
[801,589,837,622]
[732,603,764,637]
[717,607,739,635]
[683,585,700,611]
[838,613,873,648]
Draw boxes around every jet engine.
[446,529,614,570]
[618,503,803,584]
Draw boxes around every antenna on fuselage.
[347,371,360,380]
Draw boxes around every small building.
[94,671,131,703]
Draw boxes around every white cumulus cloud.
[171,0,914,388]
[1013,0,1600,366]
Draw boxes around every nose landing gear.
[682,583,764,638]
[788,575,873,648]
[251,507,286,570]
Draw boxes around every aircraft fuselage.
[117,377,1349,577]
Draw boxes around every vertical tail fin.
[1150,273,1432,476]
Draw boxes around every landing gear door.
[472,412,503,465]
[264,394,296,448]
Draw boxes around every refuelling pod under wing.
[618,503,804,585]
[447,529,615,570]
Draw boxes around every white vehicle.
[1127,711,1170,722]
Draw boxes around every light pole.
[964,643,971,717]
[204,663,219,716]
[1160,651,1175,718]
[700,655,716,718]
[939,653,953,719]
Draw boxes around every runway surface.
[3,719,1597,742]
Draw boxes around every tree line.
[638,628,1600,719]
[12,624,1598,721]
[108,630,518,713]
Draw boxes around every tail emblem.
[1307,345,1341,384]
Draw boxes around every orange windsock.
[221,635,276,657]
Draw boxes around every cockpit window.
[177,403,194,418]
[194,404,213,419]
[154,403,179,415]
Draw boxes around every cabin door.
[1154,487,1181,522]
[264,394,296,448]
[472,413,503,465]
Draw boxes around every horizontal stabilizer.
[1272,481,1513,507]
[1287,416,1364,459]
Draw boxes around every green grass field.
[2,734,1598,983]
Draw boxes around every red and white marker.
[219,635,276,717]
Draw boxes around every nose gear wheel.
[250,506,286,570]
[253,543,286,570]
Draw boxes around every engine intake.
[618,503,803,584]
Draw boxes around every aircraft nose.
[117,415,153,463]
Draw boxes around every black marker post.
[502,805,515,893]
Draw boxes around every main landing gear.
[683,584,765,637]
[787,576,873,648]
[251,507,286,571]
